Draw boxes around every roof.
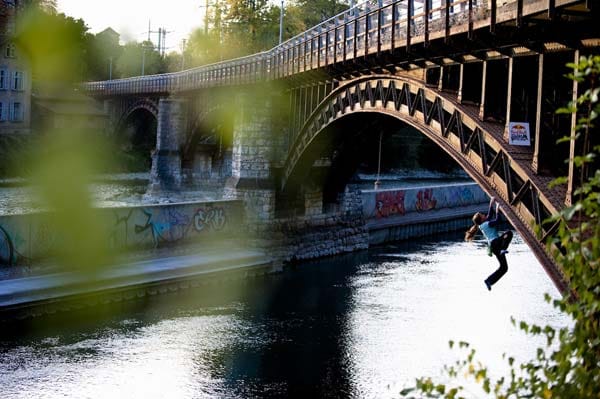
[33,99,107,117]
[97,27,120,38]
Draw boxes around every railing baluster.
[353,16,358,60]
[425,0,430,46]
[548,0,555,19]
[445,0,451,41]
[391,1,397,51]
[317,28,322,68]
[468,0,473,39]
[325,28,330,66]
[490,0,497,33]
[407,0,413,52]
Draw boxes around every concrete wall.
[361,183,489,245]
[0,200,244,266]
[362,183,488,220]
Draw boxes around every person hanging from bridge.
[465,197,513,291]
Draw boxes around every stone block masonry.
[148,98,187,193]
[264,212,369,263]
[230,94,274,181]
[258,182,490,263]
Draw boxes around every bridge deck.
[82,0,588,96]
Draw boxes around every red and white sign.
[508,122,531,146]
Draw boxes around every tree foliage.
[15,0,355,79]
[400,55,600,399]
[15,7,91,83]
[182,0,350,68]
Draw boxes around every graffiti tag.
[194,207,226,232]
[415,189,437,211]
[375,191,406,218]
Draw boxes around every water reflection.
[0,233,568,398]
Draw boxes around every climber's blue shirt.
[479,221,500,244]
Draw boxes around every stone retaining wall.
[265,212,369,263]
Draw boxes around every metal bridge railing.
[82,0,558,96]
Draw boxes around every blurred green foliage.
[29,128,114,272]
[400,55,600,399]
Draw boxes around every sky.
[57,0,206,53]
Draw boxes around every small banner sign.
[508,122,531,146]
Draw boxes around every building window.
[0,69,7,90]
[10,102,23,122]
[5,43,16,58]
[12,70,23,91]
[0,102,5,122]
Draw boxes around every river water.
[0,232,568,398]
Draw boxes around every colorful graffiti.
[110,204,232,248]
[0,223,31,266]
[375,191,406,218]
[446,186,477,206]
[415,189,437,211]
[194,206,226,232]
[0,225,14,265]
[363,184,488,221]
[0,201,242,263]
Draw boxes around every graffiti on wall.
[375,191,406,218]
[0,201,239,263]
[194,207,226,232]
[0,225,15,265]
[0,223,32,266]
[110,204,230,248]
[445,185,477,206]
[415,189,437,211]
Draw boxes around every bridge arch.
[116,98,159,133]
[114,99,159,170]
[282,75,568,292]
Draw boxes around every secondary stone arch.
[113,99,159,170]
[282,75,568,293]
[185,105,225,156]
[115,98,159,134]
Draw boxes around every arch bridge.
[83,0,599,292]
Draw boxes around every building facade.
[0,0,31,135]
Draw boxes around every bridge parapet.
[82,0,584,97]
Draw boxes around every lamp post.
[279,0,284,44]
[108,57,113,80]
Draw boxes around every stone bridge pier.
[223,92,279,232]
[147,97,187,194]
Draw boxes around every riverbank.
[0,182,489,319]
[0,240,273,321]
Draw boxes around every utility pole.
[279,0,284,44]
[180,39,186,70]
[108,57,113,80]
[157,27,162,55]
[141,45,146,76]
